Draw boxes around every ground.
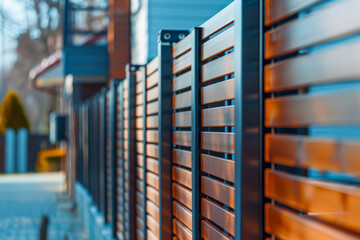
[0,173,85,240]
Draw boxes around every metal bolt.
[179,33,185,40]
[164,33,171,40]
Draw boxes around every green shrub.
[0,90,30,134]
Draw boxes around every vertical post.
[100,88,108,217]
[17,128,28,173]
[191,27,201,240]
[142,66,147,240]
[234,0,263,239]
[118,80,125,239]
[5,129,15,174]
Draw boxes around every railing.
[75,0,360,239]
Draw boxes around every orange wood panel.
[146,200,160,222]
[146,144,159,158]
[136,216,144,231]
[201,2,234,39]
[201,154,235,182]
[146,71,158,90]
[147,86,159,102]
[136,191,143,206]
[265,204,360,240]
[173,33,191,58]
[202,26,234,61]
[173,51,191,75]
[147,229,158,240]
[146,130,159,143]
[136,106,143,117]
[136,142,143,154]
[173,201,192,230]
[136,203,143,219]
[265,91,360,128]
[265,0,360,59]
[202,198,235,236]
[173,219,192,240]
[201,78,234,104]
[137,229,144,240]
[136,117,143,129]
[173,183,192,210]
[173,91,191,110]
[202,106,234,127]
[136,81,143,94]
[201,132,235,154]
[173,131,192,147]
[136,167,143,180]
[202,52,234,83]
[147,57,158,76]
[173,149,192,168]
[137,155,143,167]
[146,157,159,174]
[146,186,159,207]
[136,94,143,106]
[201,176,235,209]
[136,130,143,141]
[146,172,159,190]
[147,101,159,115]
[265,170,360,233]
[147,215,160,238]
[173,71,191,92]
[147,115,159,129]
[201,220,232,240]
[173,111,191,128]
[136,70,143,82]
[173,166,192,189]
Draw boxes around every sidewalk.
[0,173,85,240]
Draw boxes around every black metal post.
[191,27,201,240]
[234,0,264,239]
[100,88,108,218]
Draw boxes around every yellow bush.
[0,90,30,134]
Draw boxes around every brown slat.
[147,215,160,238]
[136,130,143,141]
[202,106,234,127]
[173,33,191,58]
[173,149,192,168]
[173,111,191,128]
[173,51,191,75]
[146,144,159,158]
[202,198,235,236]
[265,91,360,128]
[173,166,192,189]
[173,219,192,240]
[137,155,144,167]
[146,186,159,207]
[146,130,159,143]
[173,201,192,230]
[173,71,191,92]
[146,157,159,174]
[201,2,235,39]
[173,183,192,210]
[265,0,360,59]
[147,101,158,115]
[201,78,234,104]
[146,71,158,91]
[136,70,143,82]
[147,86,158,102]
[136,191,143,206]
[201,132,234,154]
[201,220,232,240]
[201,176,235,208]
[146,172,159,190]
[173,131,191,147]
[146,200,160,222]
[136,117,143,129]
[147,115,159,129]
[265,134,360,174]
[136,106,143,117]
[136,92,143,105]
[202,52,234,83]
[137,142,143,154]
[265,169,360,234]
[265,0,323,26]
[173,91,191,110]
[265,39,360,93]
[137,229,144,240]
[136,203,143,219]
[201,154,235,182]
[202,26,234,61]
[265,204,360,240]
[136,81,143,94]
[136,216,144,231]
[147,229,158,240]
[147,57,158,76]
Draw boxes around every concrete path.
[0,173,85,240]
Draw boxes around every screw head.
[164,33,171,40]
[179,33,186,40]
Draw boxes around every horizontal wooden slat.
[265,204,360,240]
[136,216,144,231]
[201,132,234,154]
[146,130,159,143]
[202,78,234,104]
[265,38,360,93]
[173,131,191,147]
[146,200,160,222]
[173,71,191,92]
[136,117,143,129]
[147,57,158,76]
[265,0,323,26]
[265,91,360,128]
[137,155,143,167]
[146,172,159,190]
[202,106,234,127]
[136,203,143,219]
[201,220,232,240]
[147,115,158,129]
[173,33,191,58]
[265,134,360,174]
[146,157,159,174]
[137,167,144,180]
[136,191,143,206]
[147,101,158,115]
[173,183,192,210]
[173,51,191,75]
[147,215,159,238]
[146,144,159,158]
[173,111,191,128]
[202,26,234,61]
[201,2,235,39]
[265,169,360,233]
[173,201,192,230]
[137,228,144,240]
[136,70,143,82]
[173,91,191,110]
[265,0,360,59]
[136,130,143,141]
[147,229,158,240]
[201,154,234,182]
[136,106,143,117]
[173,219,192,240]
[202,52,234,83]
[146,186,159,207]
[147,70,159,90]
[137,142,143,154]
[136,94,143,106]
[201,176,235,208]
[136,81,143,94]
[173,166,192,189]
[147,86,158,102]
[202,198,235,236]
[173,149,192,168]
